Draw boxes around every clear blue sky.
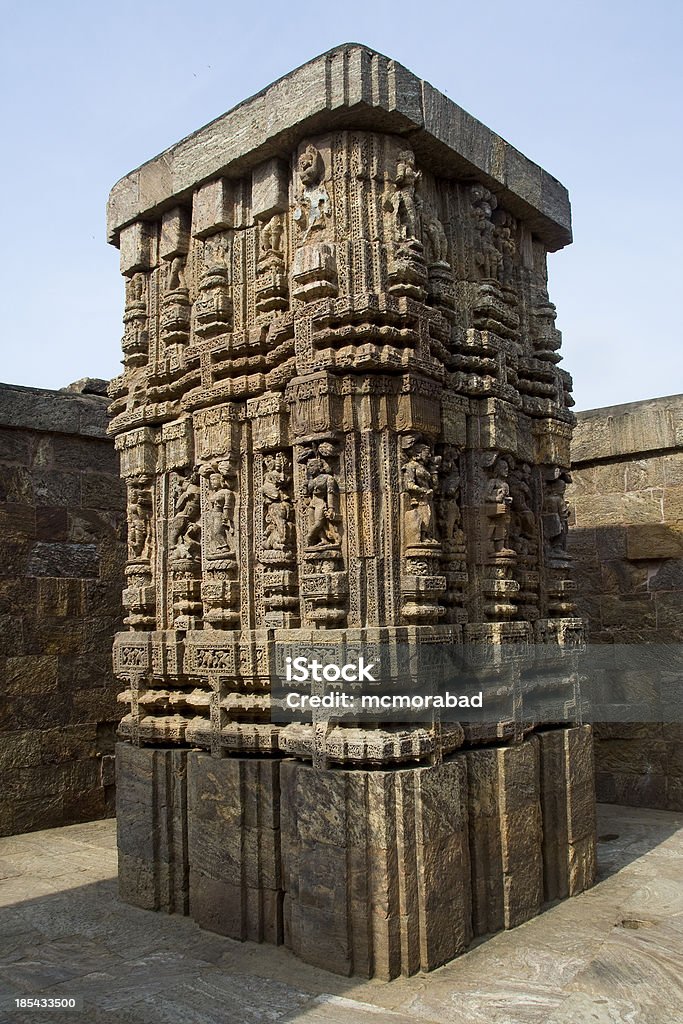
[1,0,681,410]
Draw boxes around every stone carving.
[160,256,191,350]
[108,47,591,983]
[169,471,201,563]
[436,446,464,552]
[262,452,295,553]
[509,461,537,558]
[423,201,449,266]
[386,150,421,241]
[195,237,232,337]
[298,440,341,550]
[383,150,428,300]
[122,274,148,367]
[483,453,516,560]
[256,213,288,315]
[126,474,153,561]
[200,458,237,559]
[471,185,501,282]
[401,434,440,548]
[543,466,572,565]
[293,144,330,241]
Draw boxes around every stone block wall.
[0,381,127,837]
[568,394,683,810]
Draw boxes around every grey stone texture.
[108,44,594,977]
[0,382,126,837]
[568,393,683,811]
[0,805,680,1023]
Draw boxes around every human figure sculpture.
[166,255,187,292]
[510,461,536,556]
[293,145,330,241]
[300,442,340,549]
[471,184,502,282]
[423,202,449,265]
[200,460,237,557]
[260,214,284,256]
[437,448,463,549]
[485,455,515,558]
[169,473,202,561]
[402,437,440,547]
[543,469,571,558]
[383,150,422,243]
[262,453,294,552]
[127,477,152,561]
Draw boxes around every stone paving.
[0,804,682,1023]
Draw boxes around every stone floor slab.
[0,805,681,1024]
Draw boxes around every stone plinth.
[108,44,595,978]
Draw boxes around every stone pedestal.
[281,758,471,979]
[187,753,283,944]
[115,744,189,914]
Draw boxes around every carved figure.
[384,151,421,241]
[298,441,340,549]
[492,208,517,287]
[262,453,295,551]
[200,459,237,557]
[484,454,515,558]
[543,468,571,557]
[423,202,449,265]
[436,447,463,548]
[293,145,330,241]
[471,184,501,281]
[166,256,187,292]
[127,476,152,561]
[169,472,201,561]
[260,214,284,255]
[509,461,536,556]
[402,435,440,547]
[125,274,146,308]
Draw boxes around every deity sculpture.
[401,435,440,547]
[169,472,201,561]
[299,441,340,549]
[384,150,421,242]
[127,476,152,561]
[543,468,572,559]
[262,453,295,552]
[484,454,515,558]
[260,214,284,256]
[293,145,330,241]
[423,201,449,265]
[200,459,237,558]
[509,461,536,557]
[436,447,463,550]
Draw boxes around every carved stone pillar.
[108,45,595,980]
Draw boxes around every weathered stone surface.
[569,393,683,812]
[109,47,593,978]
[0,383,125,838]
[187,753,282,944]
[107,45,571,249]
[281,757,472,979]
[116,743,188,913]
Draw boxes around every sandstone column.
[108,44,596,979]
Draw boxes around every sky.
[1,0,681,411]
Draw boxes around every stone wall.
[0,381,126,837]
[568,394,683,810]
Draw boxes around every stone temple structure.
[108,45,596,979]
